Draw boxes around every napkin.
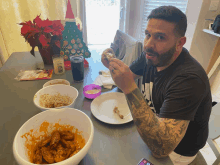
[93,69,116,89]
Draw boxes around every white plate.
[91,92,133,124]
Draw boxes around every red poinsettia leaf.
[19,20,33,26]
[41,19,53,27]
[44,26,53,33]
[21,25,32,36]
[52,20,62,27]
[39,34,49,47]
[53,31,61,36]
[33,15,41,24]
[52,20,64,31]
[26,21,33,26]
[33,27,40,33]
[19,22,27,26]
[34,15,44,28]
[27,30,38,38]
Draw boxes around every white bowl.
[43,79,70,88]
[13,108,94,165]
[34,84,78,111]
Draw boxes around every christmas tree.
[60,0,91,62]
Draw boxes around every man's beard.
[144,45,176,67]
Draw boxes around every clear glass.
[52,54,65,74]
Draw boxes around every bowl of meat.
[13,108,94,165]
[33,84,78,111]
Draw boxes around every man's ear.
[176,36,186,52]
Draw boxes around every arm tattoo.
[126,88,189,158]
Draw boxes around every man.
[101,6,212,165]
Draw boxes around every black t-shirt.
[129,47,212,156]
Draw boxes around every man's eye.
[157,35,165,40]
[145,33,151,39]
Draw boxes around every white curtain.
[119,0,145,40]
[78,0,88,46]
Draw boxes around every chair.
[110,30,143,89]
[207,102,220,165]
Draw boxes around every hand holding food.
[101,48,116,68]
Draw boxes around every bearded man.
[101,5,212,165]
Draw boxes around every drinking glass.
[70,56,84,82]
[52,54,65,74]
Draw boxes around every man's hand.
[108,58,137,94]
[101,48,115,69]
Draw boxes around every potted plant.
[19,15,64,64]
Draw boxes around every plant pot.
[38,45,53,65]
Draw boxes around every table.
[0,51,172,165]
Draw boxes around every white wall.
[188,0,220,97]
[189,0,220,70]
[184,0,203,51]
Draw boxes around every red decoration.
[64,61,72,70]
[84,59,89,68]
[65,0,75,19]
[19,15,64,57]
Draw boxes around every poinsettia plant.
[19,15,64,56]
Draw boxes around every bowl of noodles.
[13,108,94,165]
[33,84,78,111]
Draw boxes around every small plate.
[91,92,133,124]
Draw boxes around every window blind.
[141,0,188,41]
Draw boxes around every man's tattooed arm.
[125,88,189,158]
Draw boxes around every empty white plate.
[91,92,133,124]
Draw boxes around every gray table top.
[0,51,172,165]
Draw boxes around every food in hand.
[39,93,73,108]
[104,52,115,61]
[113,106,124,119]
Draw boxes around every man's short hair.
[147,6,187,37]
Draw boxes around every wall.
[188,0,220,97]
[189,0,220,70]
[184,0,203,51]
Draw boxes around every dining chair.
[110,30,143,89]
[207,102,220,165]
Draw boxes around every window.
[141,0,188,41]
